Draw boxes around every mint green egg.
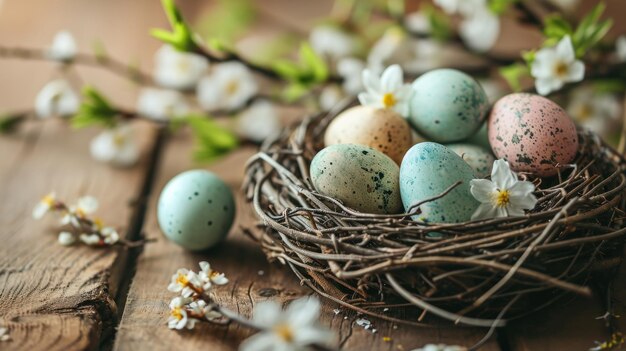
[310,144,402,214]
[157,170,235,251]
[466,122,491,150]
[400,142,479,223]
[409,69,488,143]
[446,143,495,178]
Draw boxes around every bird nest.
[242,100,626,330]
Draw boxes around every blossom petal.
[252,300,282,325]
[491,159,517,189]
[240,333,279,351]
[471,203,499,220]
[556,35,575,62]
[286,297,321,326]
[381,64,402,93]
[361,69,380,93]
[566,60,585,83]
[470,179,497,203]
[294,326,333,346]
[506,205,526,217]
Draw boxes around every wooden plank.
[0,120,156,350]
[114,131,501,351]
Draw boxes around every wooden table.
[1,1,626,350]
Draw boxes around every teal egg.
[157,170,235,251]
[399,142,479,223]
[446,143,495,178]
[310,144,402,214]
[466,122,491,150]
[409,69,488,143]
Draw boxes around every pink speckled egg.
[488,93,578,177]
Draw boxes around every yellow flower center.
[176,273,189,286]
[42,194,55,207]
[171,307,183,320]
[273,324,294,343]
[93,218,104,230]
[176,59,190,73]
[554,61,569,78]
[112,133,126,148]
[382,93,396,108]
[576,104,593,122]
[494,189,510,207]
[226,80,239,96]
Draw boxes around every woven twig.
[243,99,626,330]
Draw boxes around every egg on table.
[409,69,489,143]
[446,143,495,178]
[310,144,403,214]
[400,142,478,223]
[157,170,236,251]
[488,93,579,177]
[324,106,413,165]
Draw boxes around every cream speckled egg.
[158,170,235,251]
[324,106,413,165]
[488,93,578,177]
[400,142,478,223]
[310,144,403,214]
[409,69,489,143]
[447,143,495,178]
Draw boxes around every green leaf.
[488,0,517,15]
[299,42,328,83]
[151,0,196,51]
[521,49,536,65]
[184,115,238,162]
[271,42,328,87]
[0,114,25,133]
[499,63,529,92]
[92,40,108,61]
[570,2,612,57]
[543,15,573,41]
[422,4,452,41]
[591,79,626,94]
[72,86,118,129]
[195,0,255,43]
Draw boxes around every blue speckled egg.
[409,69,489,143]
[466,122,491,150]
[446,143,495,178]
[400,142,479,223]
[158,170,235,251]
[310,144,402,214]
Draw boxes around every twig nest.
[323,105,413,165]
[488,93,579,177]
[158,170,235,251]
[310,144,402,214]
[399,142,479,222]
[409,69,489,142]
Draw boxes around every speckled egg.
[446,143,495,178]
[324,106,413,165]
[157,170,235,251]
[400,142,479,223]
[466,122,491,150]
[409,69,489,143]
[310,144,402,214]
[488,93,579,177]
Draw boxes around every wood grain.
[0,120,156,351]
[113,131,501,351]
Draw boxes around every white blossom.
[79,233,101,246]
[358,64,413,117]
[154,45,208,90]
[32,192,57,219]
[459,9,500,53]
[404,12,430,34]
[136,88,189,121]
[89,124,140,167]
[101,227,120,245]
[35,79,80,118]
[309,25,356,60]
[434,0,486,16]
[235,100,281,143]
[0,327,10,342]
[337,57,366,95]
[189,299,222,321]
[168,268,201,298]
[616,36,626,63]
[319,85,345,111]
[411,344,467,351]
[197,62,258,112]
[197,261,228,291]
[531,35,585,96]
[470,159,538,220]
[367,28,413,70]
[567,86,621,138]
[60,195,98,226]
[58,231,76,246]
[168,297,197,330]
[47,30,77,62]
[240,297,333,351]
[404,39,444,73]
